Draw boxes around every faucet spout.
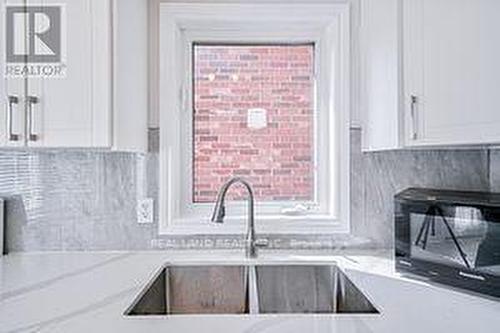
[210,177,260,258]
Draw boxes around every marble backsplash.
[0,129,492,252]
[353,141,489,247]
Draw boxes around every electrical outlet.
[137,198,154,224]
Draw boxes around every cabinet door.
[26,0,111,147]
[0,0,26,147]
[404,0,500,146]
[360,0,401,151]
[112,0,149,152]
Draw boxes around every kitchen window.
[159,3,351,235]
[193,44,315,205]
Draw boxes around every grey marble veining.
[0,128,495,252]
[0,253,133,300]
[488,149,500,192]
[0,150,158,251]
[357,147,490,248]
[2,251,499,333]
[350,128,365,233]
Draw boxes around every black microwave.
[395,188,500,299]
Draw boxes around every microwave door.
[410,205,492,271]
[396,188,500,299]
[413,205,471,269]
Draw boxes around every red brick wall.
[193,45,314,203]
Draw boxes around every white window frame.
[159,3,351,235]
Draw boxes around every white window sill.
[159,215,349,236]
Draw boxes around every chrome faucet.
[211,177,267,258]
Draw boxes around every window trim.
[159,3,351,235]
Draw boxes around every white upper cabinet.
[0,0,25,147]
[362,0,500,150]
[0,0,148,151]
[112,0,149,151]
[403,0,500,147]
[27,0,112,148]
[360,0,401,151]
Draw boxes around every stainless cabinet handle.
[7,95,20,141]
[27,95,39,142]
[410,95,418,140]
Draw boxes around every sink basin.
[255,265,378,314]
[126,265,249,315]
[125,263,378,316]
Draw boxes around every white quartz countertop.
[1,250,500,333]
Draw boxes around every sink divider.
[247,265,260,314]
[332,267,339,313]
[165,266,171,314]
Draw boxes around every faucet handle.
[254,238,270,248]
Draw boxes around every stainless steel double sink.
[125,264,379,316]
